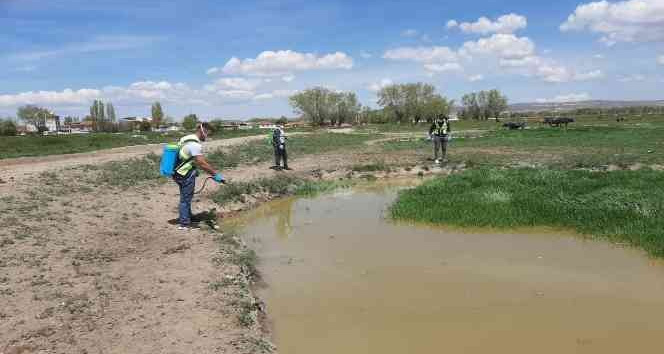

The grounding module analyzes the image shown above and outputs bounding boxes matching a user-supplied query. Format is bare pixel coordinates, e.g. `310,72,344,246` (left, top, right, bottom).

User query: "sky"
2,0,664,120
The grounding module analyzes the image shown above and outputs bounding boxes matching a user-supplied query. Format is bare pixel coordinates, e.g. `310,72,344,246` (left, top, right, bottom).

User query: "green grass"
212,174,354,206
1,132,183,159
391,168,664,257
381,125,664,168
206,132,374,169
1,129,268,160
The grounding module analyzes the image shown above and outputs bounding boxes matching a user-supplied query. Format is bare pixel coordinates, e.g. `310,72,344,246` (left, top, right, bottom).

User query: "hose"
195,176,223,195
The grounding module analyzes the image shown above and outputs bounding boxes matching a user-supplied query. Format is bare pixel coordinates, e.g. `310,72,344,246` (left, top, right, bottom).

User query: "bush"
0,120,17,136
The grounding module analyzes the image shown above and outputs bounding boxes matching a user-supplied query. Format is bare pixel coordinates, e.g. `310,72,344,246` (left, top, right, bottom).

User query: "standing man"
271,124,290,170
174,122,225,230
428,115,452,164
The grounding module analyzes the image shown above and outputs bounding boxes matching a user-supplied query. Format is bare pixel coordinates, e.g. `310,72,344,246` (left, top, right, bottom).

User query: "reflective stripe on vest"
434,121,449,136
175,134,201,176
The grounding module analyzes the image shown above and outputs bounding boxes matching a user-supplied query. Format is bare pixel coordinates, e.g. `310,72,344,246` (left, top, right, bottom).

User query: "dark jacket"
429,120,451,137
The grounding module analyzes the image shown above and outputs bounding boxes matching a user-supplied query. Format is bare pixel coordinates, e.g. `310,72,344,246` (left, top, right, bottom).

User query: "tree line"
288,87,361,126
288,83,507,125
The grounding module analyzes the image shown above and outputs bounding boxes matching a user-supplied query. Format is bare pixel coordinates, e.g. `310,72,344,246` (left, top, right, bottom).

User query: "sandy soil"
0,135,269,184
1,132,425,354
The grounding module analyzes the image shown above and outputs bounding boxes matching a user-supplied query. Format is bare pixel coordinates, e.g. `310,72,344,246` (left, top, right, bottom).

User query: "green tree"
0,119,17,136
106,103,116,123
151,102,164,128
140,120,152,132
276,116,289,125
377,84,407,124
289,87,331,126
17,105,51,134
378,83,450,124
182,114,199,130
89,100,106,131
487,89,508,120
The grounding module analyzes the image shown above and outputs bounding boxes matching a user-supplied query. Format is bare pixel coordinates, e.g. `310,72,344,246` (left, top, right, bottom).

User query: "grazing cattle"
544,117,575,128
503,122,526,130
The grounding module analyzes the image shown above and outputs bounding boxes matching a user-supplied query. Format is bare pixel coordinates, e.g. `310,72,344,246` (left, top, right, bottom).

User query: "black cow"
544,117,575,128
503,122,526,130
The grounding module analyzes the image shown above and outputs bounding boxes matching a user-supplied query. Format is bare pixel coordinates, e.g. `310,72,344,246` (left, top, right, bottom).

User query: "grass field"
206,132,374,169
0,128,267,159
391,168,664,257
381,123,664,168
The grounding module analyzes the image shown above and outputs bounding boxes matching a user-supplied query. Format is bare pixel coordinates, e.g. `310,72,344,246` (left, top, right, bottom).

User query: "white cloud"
423,63,463,73
401,29,419,37
594,54,605,59
360,51,373,59
454,14,528,35
252,89,299,101
468,74,484,82
658,55,664,65
0,88,101,107
499,56,603,83
281,75,295,82
383,46,458,63
204,77,261,92
561,0,664,45
384,34,600,83
206,67,221,75
618,74,646,82
368,78,394,92
220,50,354,76
536,93,591,103
7,35,163,61
574,69,605,81
0,78,294,110
461,34,535,60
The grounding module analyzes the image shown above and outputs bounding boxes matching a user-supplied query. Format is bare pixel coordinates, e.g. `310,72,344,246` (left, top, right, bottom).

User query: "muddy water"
230,185,664,354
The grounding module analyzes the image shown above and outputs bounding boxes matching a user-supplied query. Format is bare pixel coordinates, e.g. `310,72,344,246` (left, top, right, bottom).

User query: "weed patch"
391,168,664,256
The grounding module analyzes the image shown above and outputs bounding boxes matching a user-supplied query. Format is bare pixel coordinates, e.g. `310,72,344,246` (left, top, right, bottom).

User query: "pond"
229,183,664,354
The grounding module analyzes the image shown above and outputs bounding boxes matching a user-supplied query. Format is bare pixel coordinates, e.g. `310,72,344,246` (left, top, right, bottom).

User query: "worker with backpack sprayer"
160,122,225,230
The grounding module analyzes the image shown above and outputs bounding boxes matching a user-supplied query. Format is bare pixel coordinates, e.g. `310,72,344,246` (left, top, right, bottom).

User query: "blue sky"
2,0,664,119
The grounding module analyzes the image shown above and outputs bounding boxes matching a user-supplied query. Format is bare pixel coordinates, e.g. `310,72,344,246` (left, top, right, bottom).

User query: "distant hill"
509,100,664,112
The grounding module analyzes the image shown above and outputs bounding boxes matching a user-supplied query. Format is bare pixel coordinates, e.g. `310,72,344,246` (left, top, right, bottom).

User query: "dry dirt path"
0,135,269,185
0,133,378,354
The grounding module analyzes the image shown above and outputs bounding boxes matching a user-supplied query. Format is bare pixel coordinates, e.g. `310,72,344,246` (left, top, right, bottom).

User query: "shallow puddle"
229,184,664,354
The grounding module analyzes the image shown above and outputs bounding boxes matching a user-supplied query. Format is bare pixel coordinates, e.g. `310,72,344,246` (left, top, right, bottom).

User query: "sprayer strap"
174,138,200,174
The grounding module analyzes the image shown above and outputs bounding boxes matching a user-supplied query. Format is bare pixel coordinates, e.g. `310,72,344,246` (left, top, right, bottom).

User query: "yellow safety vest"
175,134,201,176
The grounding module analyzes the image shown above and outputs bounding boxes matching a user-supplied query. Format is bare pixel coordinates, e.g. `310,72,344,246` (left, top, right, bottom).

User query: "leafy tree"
151,102,164,128
182,114,199,130
17,105,51,134
487,89,508,120
89,100,106,131
377,85,407,124
0,119,17,136
289,87,332,126
106,103,116,124
378,83,451,124
140,120,152,132
461,90,508,120
276,116,289,125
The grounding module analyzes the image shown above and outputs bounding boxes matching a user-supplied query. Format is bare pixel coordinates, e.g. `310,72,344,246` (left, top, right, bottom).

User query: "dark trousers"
274,145,288,168
174,170,197,226
433,135,448,160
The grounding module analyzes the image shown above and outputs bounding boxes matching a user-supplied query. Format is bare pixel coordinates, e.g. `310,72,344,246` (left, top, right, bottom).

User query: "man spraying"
271,124,290,170
428,115,452,164
173,122,225,230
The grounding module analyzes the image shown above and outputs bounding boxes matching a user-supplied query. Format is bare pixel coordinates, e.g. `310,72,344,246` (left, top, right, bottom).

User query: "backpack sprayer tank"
160,144,180,177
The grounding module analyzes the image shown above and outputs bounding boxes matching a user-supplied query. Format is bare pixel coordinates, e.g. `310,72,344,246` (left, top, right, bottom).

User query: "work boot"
283,166,292,170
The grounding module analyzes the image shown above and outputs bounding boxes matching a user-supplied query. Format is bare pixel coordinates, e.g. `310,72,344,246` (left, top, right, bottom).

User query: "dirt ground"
1,133,445,354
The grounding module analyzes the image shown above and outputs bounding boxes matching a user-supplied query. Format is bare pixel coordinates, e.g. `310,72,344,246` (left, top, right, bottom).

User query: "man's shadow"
168,209,218,227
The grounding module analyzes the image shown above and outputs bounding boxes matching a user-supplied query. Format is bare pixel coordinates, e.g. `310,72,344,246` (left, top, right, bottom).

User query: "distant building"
257,121,278,129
